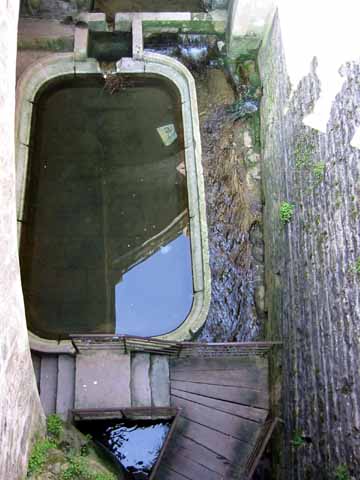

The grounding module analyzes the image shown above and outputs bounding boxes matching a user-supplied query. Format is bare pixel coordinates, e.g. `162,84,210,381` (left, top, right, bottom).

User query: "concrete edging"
16,53,211,352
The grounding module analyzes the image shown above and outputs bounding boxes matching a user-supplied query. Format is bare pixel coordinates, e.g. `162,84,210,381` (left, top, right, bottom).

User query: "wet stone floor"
194,67,265,342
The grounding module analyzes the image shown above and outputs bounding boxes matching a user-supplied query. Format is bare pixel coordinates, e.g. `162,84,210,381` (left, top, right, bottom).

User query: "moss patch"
27,438,57,476
27,418,119,479
279,202,295,224
18,37,74,52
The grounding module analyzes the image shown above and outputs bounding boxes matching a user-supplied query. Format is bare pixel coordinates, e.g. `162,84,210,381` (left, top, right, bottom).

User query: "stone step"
75,350,131,409
56,355,75,420
36,350,170,415
131,353,151,407
40,355,58,415
150,355,170,407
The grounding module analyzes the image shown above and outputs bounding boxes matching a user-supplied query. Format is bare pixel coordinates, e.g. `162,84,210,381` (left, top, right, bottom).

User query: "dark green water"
20,75,193,339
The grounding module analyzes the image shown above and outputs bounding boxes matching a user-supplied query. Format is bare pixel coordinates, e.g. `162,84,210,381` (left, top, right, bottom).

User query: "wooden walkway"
32,339,273,480
158,355,269,480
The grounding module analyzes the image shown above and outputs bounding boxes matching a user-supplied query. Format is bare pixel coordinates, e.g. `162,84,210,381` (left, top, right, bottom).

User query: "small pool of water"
77,419,171,479
20,75,193,339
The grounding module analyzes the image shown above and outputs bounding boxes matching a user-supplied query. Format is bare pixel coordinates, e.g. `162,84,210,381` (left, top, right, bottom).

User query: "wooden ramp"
156,355,270,480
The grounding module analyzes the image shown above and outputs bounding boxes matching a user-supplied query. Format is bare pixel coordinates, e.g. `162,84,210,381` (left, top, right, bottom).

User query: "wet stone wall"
259,13,360,480
194,69,265,342
0,2,45,479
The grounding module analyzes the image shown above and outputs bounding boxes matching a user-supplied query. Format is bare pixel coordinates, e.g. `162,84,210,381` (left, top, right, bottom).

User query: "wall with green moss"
259,11,360,480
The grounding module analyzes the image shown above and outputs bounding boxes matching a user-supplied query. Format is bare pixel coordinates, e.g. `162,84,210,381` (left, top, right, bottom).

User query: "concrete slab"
150,355,170,407
56,355,75,420
131,353,151,407
40,355,58,415
75,351,131,409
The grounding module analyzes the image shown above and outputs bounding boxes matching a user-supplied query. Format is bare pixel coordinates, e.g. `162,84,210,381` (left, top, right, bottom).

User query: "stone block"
131,353,151,407
150,355,170,407
75,351,131,409
74,26,89,62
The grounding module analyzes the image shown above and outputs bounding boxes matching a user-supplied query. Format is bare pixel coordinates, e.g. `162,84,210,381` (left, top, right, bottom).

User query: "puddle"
77,419,171,479
20,75,193,339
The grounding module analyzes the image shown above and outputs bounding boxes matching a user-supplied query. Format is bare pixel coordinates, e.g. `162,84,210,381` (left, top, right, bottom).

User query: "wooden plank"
170,356,267,372
170,368,267,390
175,416,253,464
165,433,236,477
156,464,189,480
171,389,268,423
162,447,222,480
171,381,269,409
245,418,279,478
171,395,260,444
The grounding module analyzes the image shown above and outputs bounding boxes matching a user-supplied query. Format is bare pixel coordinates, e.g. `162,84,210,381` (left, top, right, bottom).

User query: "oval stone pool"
19,74,194,339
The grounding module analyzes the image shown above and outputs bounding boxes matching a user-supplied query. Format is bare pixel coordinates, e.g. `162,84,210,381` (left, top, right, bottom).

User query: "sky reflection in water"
115,234,193,336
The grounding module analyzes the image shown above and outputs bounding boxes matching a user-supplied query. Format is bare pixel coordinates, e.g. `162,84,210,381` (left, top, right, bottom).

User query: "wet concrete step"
39,355,58,415
131,353,151,407
56,355,75,420
131,353,170,407
75,350,131,409
150,354,170,407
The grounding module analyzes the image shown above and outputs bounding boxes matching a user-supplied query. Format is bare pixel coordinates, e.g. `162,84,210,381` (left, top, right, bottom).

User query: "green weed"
279,202,295,224
335,464,351,480
313,162,325,185
351,257,360,276
27,438,57,476
291,431,305,448
61,456,116,480
47,414,63,438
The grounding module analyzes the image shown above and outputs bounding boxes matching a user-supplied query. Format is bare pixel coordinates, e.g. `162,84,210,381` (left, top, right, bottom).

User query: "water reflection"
77,419,171,479
20,75,194,338
115,233,193,336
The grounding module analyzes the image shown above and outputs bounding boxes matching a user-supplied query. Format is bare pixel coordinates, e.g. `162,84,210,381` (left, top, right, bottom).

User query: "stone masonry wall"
259,12,360,480
0,2,45,479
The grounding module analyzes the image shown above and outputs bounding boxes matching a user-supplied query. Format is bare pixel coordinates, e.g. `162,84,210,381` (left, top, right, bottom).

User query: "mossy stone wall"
259,11,360,480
